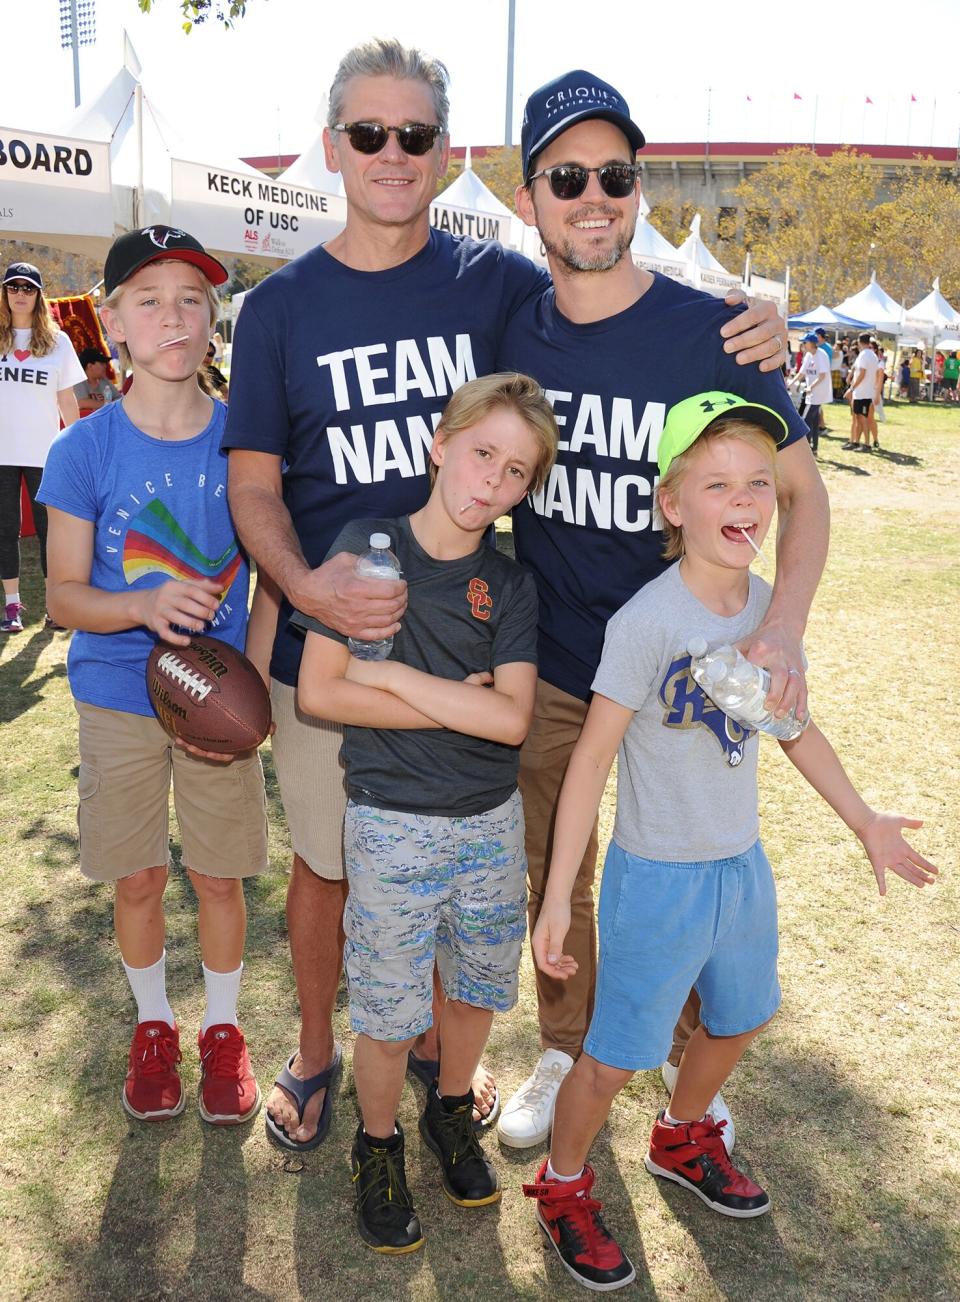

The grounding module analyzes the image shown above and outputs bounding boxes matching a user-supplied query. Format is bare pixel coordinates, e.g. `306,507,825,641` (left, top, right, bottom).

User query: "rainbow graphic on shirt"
122,499,242,596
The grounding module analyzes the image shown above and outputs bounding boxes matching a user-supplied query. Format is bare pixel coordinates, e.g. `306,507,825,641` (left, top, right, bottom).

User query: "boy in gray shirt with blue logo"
523,391,938,1292
293,374,557,1256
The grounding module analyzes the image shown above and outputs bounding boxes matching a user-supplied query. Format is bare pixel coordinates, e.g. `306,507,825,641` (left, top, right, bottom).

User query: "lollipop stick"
739,528,766,564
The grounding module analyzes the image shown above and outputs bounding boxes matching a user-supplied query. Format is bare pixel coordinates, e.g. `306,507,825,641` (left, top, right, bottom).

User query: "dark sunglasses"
5,282,39,294
528,162,640,201
332,121,443,156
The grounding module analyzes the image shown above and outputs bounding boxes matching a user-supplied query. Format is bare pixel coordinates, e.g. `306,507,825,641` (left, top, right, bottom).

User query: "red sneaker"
523,1161,635,1291
198,1024,261,1125
122,1021,185,1121
645,1110,770,1218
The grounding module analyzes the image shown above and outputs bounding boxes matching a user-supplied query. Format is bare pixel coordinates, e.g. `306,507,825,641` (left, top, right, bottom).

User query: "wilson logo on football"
156,651,215,703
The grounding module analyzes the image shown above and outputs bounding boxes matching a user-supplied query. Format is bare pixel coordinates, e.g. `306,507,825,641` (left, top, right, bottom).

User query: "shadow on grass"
0,626,67,724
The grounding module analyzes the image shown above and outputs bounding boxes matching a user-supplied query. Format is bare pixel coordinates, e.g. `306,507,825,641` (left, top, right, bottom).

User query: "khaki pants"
520,677,700,1062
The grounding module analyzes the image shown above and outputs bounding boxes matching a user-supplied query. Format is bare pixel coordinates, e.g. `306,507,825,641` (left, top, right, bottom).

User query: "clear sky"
3,0,959,163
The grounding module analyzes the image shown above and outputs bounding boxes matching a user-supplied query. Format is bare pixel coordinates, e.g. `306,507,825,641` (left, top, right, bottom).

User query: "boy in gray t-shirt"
522,391,938,1293
293,374,557,1257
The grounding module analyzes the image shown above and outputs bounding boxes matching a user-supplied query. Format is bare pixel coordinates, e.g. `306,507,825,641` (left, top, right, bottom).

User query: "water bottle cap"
369,532,391,550
687,636,708,658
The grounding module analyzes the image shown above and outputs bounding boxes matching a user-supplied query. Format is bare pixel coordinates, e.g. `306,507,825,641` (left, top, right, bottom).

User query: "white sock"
546,1159,584,1183
123,950,175,1026
664,1107,705,1127
201,961,242,1032
6,590,20,607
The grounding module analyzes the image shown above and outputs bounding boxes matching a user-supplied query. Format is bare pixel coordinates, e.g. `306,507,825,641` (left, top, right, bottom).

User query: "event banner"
632,251,691,281
0,127,113,238
170,159,347,260
429,201,506,244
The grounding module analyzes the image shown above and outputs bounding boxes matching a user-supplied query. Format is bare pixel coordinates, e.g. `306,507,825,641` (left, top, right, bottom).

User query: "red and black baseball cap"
104,226,228,296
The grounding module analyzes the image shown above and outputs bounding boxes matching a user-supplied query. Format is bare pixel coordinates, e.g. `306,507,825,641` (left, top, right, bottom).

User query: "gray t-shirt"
292,515,539,817
591,562,773,862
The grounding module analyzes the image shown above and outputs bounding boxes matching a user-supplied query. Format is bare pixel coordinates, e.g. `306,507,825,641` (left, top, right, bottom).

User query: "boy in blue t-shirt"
523,391,939,1292
38,227,270,1128
293,373,557,1255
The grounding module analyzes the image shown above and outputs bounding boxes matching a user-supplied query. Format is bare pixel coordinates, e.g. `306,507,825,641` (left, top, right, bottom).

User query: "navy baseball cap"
521,70,645,182
801,332,820,343
3,262,43,291
104,226,228,296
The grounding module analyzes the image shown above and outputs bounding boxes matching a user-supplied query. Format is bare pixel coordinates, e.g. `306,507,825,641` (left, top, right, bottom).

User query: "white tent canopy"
833,272,903,335
675,213,740,296
631,216,690,279
431,150,521,247
903,277,960,335
279,121,345,198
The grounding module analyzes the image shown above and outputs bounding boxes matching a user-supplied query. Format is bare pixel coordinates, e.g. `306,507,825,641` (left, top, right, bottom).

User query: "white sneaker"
497,1049,574,1148
660,1060,736,1155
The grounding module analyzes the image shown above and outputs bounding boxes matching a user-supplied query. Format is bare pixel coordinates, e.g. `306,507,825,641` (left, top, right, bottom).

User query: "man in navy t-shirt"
221,40,791,1158
492,72,830,1168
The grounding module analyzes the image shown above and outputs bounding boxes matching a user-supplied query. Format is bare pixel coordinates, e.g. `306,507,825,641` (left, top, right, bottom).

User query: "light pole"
59,0,97,108
504,0,516,147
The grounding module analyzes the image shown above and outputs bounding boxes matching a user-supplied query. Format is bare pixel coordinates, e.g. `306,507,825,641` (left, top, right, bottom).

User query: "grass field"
0,401,957,1301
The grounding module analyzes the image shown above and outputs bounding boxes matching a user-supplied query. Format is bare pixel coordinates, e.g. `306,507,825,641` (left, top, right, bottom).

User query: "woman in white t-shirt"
0,262,83,632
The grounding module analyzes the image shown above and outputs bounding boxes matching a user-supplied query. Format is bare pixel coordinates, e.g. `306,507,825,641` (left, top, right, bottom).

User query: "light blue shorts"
343,792,527,1041
584,839,781,1071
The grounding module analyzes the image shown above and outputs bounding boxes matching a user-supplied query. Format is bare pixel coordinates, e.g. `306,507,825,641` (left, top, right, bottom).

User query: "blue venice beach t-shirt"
497,274,808,700
38,400,249,716
221,230,548,686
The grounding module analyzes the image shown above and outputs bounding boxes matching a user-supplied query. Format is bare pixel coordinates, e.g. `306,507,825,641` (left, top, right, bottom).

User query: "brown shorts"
76,702,269,883
270,679,347,880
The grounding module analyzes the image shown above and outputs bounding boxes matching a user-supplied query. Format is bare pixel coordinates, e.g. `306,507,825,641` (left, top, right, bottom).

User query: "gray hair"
327,37,450,133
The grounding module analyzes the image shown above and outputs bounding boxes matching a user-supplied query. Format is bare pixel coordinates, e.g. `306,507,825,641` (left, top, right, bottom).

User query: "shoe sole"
644,1157,770,1218
199,1082,262,1125
121,1085,187,1122
496,1118,551,1149
419,1122,502,1207
535,1208,636,1292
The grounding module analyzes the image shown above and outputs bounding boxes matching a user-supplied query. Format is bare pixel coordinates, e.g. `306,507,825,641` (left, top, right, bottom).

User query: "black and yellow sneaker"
351,1122,424,1253
419,1083,501,1207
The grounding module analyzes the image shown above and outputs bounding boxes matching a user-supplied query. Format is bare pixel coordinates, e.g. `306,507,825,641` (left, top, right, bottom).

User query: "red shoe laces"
525,1177,622,1269
202,1030,243,1078
136,1030,180,1075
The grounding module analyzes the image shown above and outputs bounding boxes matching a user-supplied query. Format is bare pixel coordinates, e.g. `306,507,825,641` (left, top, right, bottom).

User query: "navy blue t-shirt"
497,273,808,701
222,230,548,686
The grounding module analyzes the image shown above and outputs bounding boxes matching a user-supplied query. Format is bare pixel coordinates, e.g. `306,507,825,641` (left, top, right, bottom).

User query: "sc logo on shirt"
467,578,493,621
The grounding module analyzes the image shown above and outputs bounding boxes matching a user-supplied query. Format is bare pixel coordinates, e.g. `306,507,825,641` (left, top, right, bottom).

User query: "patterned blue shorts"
343,791,527,1041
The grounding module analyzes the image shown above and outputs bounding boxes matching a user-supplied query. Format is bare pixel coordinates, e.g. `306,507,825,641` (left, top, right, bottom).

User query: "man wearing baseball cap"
788,332,832,454
494,69,829,1157
220,39,788,1190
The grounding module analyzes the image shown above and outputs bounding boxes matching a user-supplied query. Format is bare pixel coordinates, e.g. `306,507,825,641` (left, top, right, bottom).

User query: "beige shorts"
76,702,269,883
270,679,347,880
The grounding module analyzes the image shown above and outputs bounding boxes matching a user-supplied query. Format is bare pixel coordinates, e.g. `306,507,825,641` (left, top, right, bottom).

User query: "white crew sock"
123,950,175,1026
664,1107,705,1127
201,961,242,1033
546,1159,584,1183
5,590,20,607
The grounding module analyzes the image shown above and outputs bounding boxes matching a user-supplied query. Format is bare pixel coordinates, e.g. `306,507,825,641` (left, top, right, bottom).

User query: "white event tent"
431,149,522,248
833,273,903,336
631,215,690,280
903,278,960,396
675,214,740,296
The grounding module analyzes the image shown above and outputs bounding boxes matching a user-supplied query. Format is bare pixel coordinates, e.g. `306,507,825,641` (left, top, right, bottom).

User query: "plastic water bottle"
687,638,808,741
347,533,402,661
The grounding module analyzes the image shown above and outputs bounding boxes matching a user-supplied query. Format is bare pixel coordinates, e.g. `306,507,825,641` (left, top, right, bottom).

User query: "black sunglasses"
5,282,39,294
528,162,640,201
332,121,443,157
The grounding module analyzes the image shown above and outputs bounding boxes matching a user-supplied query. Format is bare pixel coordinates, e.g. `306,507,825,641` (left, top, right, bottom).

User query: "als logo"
659,652,753,767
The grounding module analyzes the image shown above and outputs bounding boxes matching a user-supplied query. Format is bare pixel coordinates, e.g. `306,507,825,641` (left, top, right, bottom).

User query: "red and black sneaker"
198,1023,261,1124
122,1020,185,1121
645,1110,770,1218
523,1160,635,1292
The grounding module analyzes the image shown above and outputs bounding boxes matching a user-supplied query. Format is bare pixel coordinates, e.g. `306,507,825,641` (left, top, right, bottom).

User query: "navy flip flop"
265,1044,342,1151
406,1050,500,1132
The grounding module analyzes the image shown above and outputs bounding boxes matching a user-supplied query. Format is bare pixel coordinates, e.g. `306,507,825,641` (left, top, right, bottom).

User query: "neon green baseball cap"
658,391,789,477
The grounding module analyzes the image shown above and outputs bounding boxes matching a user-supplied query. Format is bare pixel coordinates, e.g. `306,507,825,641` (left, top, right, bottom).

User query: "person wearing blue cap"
788,333,832,453
495,69,830,1155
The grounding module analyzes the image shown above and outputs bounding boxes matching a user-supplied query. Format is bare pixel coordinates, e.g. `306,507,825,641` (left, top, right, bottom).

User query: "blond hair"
0,283,59,358
430,373,558,494
100,261,219,374
658,418,779,562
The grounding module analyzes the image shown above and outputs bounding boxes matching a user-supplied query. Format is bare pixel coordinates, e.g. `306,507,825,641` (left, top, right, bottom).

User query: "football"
146,635,271,754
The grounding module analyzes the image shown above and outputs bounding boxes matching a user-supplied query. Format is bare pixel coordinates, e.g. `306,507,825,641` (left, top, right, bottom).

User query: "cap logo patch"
143,226,187,250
